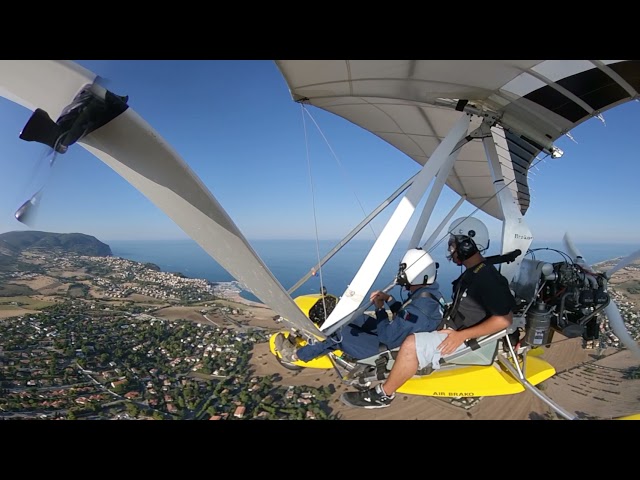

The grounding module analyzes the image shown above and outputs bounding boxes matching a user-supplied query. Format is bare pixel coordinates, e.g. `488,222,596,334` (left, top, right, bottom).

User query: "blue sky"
0,60,638,246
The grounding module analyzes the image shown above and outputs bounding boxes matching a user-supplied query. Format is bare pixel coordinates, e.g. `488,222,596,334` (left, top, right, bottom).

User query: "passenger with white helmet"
275,248,445,364
341,216,516,409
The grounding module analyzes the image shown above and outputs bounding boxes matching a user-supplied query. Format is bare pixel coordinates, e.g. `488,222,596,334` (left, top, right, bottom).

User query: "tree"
126,402,139,417
152,411,164,420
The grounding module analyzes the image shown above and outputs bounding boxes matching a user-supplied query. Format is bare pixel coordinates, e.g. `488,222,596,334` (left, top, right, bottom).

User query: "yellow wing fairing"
615,413,640,420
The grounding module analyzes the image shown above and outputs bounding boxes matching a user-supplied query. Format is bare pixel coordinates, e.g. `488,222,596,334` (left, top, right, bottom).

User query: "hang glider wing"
276,60,640,220
0,60,324,340
0,60,97,119
79,110,325,339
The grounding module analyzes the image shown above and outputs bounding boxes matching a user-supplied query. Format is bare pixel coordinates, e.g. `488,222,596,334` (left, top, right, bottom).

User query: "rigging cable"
300,103,330,324
300,103,388,325
301,105,378,241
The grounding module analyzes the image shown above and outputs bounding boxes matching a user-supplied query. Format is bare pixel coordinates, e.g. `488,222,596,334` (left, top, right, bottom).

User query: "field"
0,296,56,309
0,295,57,319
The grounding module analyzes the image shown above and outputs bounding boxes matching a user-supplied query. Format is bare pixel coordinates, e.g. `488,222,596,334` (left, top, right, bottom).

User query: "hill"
0,231,112,257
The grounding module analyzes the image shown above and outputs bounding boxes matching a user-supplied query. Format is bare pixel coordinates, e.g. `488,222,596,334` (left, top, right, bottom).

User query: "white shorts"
413,331,466,371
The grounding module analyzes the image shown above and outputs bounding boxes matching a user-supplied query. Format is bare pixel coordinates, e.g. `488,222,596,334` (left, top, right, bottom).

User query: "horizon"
0,61,639,248
3,228,640,248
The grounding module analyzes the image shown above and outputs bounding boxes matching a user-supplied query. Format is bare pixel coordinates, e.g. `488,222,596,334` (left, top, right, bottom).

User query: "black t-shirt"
449,261,515,330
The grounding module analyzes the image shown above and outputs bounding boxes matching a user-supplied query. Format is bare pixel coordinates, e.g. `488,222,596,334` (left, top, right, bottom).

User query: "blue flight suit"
296,282,445,362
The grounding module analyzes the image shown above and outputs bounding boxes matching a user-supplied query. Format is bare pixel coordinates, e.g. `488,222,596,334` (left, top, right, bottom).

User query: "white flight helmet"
396,248,438,287
447,217,490,261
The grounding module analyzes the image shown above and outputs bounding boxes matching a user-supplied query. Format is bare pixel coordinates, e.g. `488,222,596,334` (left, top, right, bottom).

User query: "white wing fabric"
277,60,640,220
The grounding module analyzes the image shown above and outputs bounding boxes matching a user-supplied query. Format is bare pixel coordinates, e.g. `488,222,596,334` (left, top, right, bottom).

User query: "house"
234,405,246,418
111,379,128,389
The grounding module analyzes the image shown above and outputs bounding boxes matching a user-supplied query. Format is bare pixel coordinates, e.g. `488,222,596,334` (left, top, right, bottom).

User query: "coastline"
212,280,268,308
227,291,268,308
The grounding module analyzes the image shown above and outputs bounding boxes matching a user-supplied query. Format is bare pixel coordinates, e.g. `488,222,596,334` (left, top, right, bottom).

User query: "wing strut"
287,172,418,295
408,141,463,248
421,195,466,250
320,113,472,336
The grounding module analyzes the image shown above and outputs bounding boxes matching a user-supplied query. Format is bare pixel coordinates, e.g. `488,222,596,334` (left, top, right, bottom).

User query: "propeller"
15,189,43,226
14,75,126,227
562,233,640,358
14,142,64,227
605,248,640,278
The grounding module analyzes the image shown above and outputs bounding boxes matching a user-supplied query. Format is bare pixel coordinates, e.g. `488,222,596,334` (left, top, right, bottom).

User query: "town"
0,250,638,420
0,251,337,420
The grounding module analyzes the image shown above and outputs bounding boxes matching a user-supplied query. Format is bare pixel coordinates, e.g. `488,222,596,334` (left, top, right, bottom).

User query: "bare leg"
382,334,418,396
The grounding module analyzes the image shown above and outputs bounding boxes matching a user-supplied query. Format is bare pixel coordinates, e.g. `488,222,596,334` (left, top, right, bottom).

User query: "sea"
108,238,638,305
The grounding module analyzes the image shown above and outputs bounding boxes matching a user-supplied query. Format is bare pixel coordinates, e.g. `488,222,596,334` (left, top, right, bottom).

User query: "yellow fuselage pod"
614,413,640,420
397,355,556,397
269,331,338,368
269,335,557,397
273,294,557,397
292,293,339,330
293,294,326,316
271,294,342,369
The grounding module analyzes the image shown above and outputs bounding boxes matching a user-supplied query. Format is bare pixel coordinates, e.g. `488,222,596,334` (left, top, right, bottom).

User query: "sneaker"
340,383,395,409
274,332,298,363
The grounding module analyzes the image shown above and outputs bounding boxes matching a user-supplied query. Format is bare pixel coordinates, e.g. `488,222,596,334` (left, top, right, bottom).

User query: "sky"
0,60,639,247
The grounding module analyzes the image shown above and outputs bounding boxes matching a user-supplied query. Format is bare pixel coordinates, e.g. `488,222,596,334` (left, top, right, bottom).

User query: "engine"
512,257,610,348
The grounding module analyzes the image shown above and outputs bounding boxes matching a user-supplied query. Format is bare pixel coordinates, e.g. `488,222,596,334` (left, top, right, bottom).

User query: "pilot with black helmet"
341,216,516,409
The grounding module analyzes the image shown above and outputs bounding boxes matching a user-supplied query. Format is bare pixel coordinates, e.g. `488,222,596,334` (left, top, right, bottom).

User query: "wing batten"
525,68,596,117
607,60,640,94
593,60,638,98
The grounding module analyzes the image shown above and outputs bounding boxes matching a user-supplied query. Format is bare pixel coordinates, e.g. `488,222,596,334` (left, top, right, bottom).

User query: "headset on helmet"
396,248,438,287
447,217,490,262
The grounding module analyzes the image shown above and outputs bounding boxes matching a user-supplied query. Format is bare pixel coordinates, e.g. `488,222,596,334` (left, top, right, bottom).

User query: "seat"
345,329,511,386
